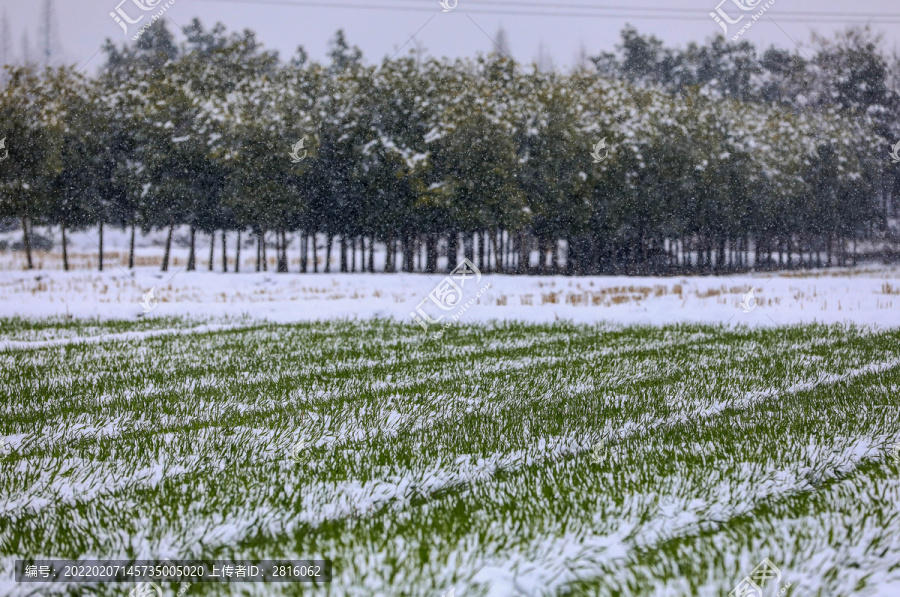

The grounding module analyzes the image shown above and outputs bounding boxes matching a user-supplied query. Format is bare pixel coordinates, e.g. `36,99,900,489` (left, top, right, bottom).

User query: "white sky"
4,0,900,72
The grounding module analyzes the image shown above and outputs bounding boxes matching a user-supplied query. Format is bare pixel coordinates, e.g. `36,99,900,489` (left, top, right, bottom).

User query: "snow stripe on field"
593,356,900,446
0,323,258,351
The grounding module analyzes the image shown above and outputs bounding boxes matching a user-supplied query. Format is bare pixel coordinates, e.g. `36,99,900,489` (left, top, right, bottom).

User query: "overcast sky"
4,0,900,72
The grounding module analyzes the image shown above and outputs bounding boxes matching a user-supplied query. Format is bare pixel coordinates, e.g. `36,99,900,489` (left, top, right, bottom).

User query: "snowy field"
2,320,900,596
0,227,898,328
3,263,900,330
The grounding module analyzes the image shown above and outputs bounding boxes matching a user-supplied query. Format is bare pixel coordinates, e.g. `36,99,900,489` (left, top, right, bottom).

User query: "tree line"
1,21,898,275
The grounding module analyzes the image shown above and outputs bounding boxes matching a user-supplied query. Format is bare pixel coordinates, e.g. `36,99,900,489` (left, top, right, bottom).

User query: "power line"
339,0,900,20
192,0,900,24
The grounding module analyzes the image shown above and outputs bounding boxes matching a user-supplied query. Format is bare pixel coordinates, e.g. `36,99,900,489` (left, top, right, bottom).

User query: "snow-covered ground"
1,260,897,328
1,227,898,327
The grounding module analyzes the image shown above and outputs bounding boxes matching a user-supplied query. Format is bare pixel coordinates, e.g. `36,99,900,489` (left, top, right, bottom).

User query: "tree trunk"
256,231,261,272
325,234,333,273
277,229,288,273
222,230,229,273
187,226,196,271
551,239,560,274
415,235,422,272
490,230,501,274
350,236,357,272
98,221,104,272
403,233,415,273
20,217,33,270
208,230,215,271
235,230,241,273
261,228,268,271
368,235,375,273
274,231,280,272
400,235,409,272
312,233,319,273
717,237,725,274
61,224,69,271
129,222,135,269
447,230,459,272
273,229,280,272
512,231,520,273
340,235,348,272
517,231,527,274
477,231,485,271
425,232,438,273
385,234,395,273
684,236,691,270
161,221,174,272
565,235,574,276
537,236,546,274
300,231,308,273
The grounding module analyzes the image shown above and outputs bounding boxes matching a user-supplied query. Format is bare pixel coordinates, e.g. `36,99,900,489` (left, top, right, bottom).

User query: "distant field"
2,319,900,596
